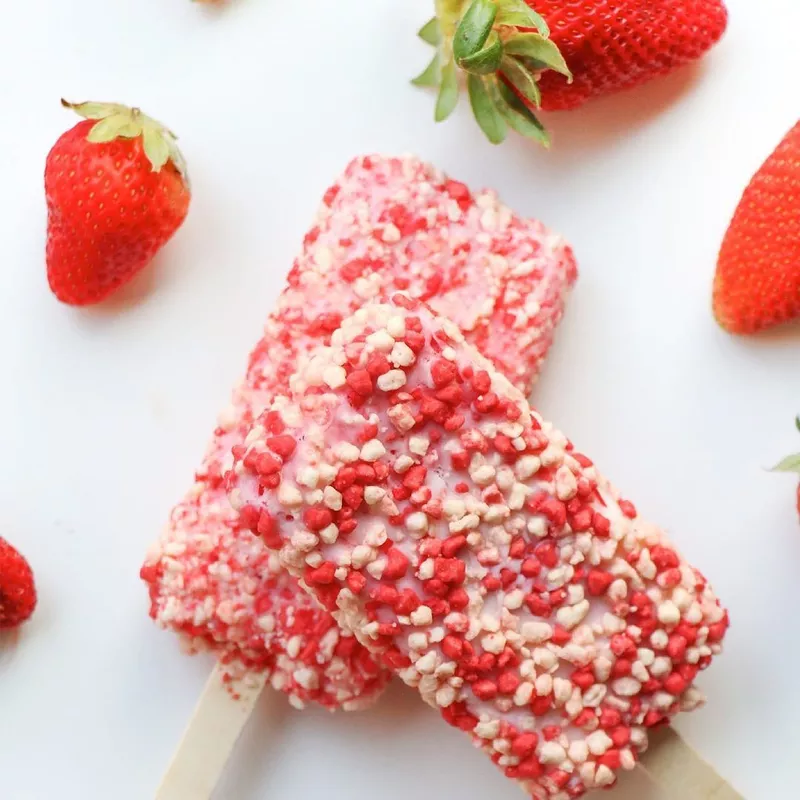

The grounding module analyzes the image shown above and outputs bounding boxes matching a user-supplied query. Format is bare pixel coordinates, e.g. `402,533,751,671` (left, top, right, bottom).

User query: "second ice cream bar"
229,297,729,799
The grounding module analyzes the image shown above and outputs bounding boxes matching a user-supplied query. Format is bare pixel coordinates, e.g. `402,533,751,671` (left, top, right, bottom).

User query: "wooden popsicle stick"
642,725,745,799
155,662,269,800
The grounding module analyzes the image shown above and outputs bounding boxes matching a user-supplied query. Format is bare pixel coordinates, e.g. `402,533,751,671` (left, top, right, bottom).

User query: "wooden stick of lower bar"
155,662,268,800
642,726,745,799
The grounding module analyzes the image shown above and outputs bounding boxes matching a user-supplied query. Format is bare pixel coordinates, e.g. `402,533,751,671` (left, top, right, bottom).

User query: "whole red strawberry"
414,0,727,144
45,100,191,306
0,538,37,630
772,417,800,522
713,122,800,334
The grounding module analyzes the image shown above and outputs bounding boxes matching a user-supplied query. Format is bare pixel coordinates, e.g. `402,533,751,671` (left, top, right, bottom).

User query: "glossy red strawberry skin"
45,120,190,306
531,0,728,111
713,123,800,334
0,538,36,630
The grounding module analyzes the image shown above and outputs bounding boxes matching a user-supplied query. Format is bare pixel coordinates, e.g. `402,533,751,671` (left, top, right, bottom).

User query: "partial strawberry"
0,538,37,630
713,122,800,335
772,417,800,521
45,100,191,306
415,0,728,145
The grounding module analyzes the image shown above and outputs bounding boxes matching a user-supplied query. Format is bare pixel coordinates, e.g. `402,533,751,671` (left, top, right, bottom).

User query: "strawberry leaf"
142,125,171,172
412,54,441,87
494,80,550,147
500,55,542,108
771,454,800,474
458,32,503,74
418,17,442,46
87,114,138,143
504,32,572,79
61,99,128,121
116,119,145,139
435,58,460,122
453,0,497,63
517,55,552,73
416,0,563,148
467,74,507,145
495,0,549,36
166,138,190,186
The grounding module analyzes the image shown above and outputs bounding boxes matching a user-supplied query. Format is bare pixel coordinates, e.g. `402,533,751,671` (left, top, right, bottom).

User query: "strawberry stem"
434,0,465,40
415,0,571,146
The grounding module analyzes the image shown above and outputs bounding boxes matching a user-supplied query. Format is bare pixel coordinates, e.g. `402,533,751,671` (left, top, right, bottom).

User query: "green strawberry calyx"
61,99,189,185
771,416,800,475
413,0,572,147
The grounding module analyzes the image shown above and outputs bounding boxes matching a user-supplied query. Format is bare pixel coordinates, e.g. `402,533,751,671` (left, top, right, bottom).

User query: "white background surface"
1,0,798,798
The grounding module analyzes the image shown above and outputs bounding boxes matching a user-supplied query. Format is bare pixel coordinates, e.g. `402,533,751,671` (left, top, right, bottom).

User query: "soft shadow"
587,766,666,800
360,677,430,724
0,629,21,667
500,62,709,169
213,685,291,799
194,0,238,16
731,317,800,345
77,234,194,315
81,257,164,314
706,317,800,368
547,63,705,153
